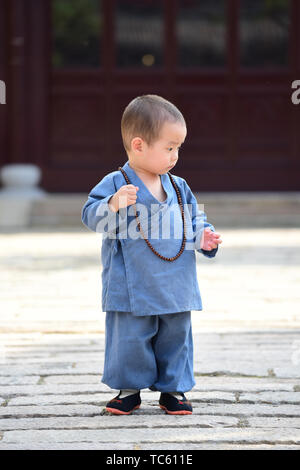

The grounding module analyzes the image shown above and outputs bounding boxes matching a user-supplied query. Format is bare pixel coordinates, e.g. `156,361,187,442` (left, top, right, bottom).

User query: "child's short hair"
121,94,186,152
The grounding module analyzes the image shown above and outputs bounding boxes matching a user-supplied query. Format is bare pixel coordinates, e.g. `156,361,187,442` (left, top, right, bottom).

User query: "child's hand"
108,185,139,212
200,228,222,250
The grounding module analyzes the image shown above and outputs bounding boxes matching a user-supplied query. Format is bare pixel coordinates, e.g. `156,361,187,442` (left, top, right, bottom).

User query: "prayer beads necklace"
118,166,186,262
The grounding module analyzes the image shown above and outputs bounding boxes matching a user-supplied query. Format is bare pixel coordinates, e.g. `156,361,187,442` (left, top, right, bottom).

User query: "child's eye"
167,147,182,151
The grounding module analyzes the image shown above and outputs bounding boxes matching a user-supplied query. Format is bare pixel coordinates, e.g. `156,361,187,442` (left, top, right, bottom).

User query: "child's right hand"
108,184,139,212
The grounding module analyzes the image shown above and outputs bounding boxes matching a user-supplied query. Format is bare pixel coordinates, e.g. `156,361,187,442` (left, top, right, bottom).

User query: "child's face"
130,121,187,176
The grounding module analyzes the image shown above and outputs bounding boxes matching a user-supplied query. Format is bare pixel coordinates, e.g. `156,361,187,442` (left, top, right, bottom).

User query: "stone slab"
0,442,300,450
3,427,300,444
1,403,300,418
0,414,238,431
2,378,299,397
2,415,300,432
7,391,234,407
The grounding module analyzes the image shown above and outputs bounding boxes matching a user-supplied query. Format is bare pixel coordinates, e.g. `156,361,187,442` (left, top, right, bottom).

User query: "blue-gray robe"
81,160,218,316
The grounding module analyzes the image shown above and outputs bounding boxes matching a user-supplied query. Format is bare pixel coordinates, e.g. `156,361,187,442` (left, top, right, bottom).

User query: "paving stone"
193,378,300,392
3,427,300,444
6,393,125,407
1,228,300,449
0,442,135,450
40,374,300,391
2,415,300,432
0,334,104,346
193,333,300,345
194,361,300,378
0,442,300,450
0,376,40,386
0,363,105,376
4,347,104,356
1,229,300,334
142,443,300,450
239,392,300,404
0,383,109,397
8,391,237,407
136,443,300,450
196,403,300,417
246,417,300,428
2,379,299,398
43,375,102,384
0,404,102,418
1,403,300,419
0,322,105,335
0,414,238,431
2,354,104,365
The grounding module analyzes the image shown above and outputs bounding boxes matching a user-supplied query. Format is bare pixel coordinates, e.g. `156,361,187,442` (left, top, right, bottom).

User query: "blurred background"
1,0,300,228
0,0,299,193
0,1,300,333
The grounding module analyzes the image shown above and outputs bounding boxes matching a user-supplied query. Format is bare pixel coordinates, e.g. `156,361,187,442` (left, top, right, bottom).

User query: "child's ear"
131,137,143,153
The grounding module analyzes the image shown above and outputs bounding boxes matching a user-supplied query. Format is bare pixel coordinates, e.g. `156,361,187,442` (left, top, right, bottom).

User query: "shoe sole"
105,405,140,415
159,404,192,415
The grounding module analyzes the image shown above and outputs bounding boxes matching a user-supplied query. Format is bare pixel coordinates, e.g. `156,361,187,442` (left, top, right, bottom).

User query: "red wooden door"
0,0,50,175
0,0,8,164
1,0,300,192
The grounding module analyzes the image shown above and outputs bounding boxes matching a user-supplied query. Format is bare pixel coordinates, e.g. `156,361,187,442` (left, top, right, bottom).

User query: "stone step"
5,391,300,407
1,403,300,418
2,427,300,445
0,360,299,378
0,415,238,431
1,415,300,432
27,192,300,228
0,442,299,450
1,378,299,396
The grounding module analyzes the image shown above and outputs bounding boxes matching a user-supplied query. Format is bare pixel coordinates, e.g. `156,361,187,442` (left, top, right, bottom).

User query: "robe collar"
120,160,174,209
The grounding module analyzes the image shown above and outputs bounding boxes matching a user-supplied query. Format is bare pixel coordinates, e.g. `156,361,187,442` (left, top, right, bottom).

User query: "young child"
81,94,222,415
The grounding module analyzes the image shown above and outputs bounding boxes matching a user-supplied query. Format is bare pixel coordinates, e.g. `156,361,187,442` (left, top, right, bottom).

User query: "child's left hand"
200,228,222,250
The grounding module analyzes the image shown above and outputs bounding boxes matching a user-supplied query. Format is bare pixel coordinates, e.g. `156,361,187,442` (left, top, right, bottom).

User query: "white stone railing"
0,164,46,228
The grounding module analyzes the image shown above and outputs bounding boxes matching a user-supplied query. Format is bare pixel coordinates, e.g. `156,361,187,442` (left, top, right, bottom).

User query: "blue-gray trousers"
101,310,195,393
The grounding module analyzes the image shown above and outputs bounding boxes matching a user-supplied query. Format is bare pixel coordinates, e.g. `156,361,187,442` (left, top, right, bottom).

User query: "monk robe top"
81,160,218,316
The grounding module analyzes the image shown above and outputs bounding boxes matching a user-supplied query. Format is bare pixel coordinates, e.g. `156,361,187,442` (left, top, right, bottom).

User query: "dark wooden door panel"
2,0,300,193
0,0,7,168
47,70,300,192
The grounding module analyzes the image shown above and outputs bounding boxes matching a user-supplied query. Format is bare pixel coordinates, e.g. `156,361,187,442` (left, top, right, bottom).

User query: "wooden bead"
118,167,186,262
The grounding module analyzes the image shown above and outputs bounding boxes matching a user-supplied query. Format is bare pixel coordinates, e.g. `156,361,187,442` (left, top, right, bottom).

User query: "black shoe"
159,392,193,415
105,391,141,415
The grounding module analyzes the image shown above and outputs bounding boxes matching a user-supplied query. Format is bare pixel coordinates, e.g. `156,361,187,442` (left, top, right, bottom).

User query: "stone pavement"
0,227,300,450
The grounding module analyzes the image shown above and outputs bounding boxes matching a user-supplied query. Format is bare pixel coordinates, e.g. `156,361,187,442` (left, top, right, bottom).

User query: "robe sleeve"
182,178,219,258
81,172,126,235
